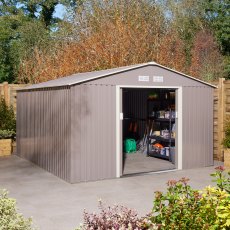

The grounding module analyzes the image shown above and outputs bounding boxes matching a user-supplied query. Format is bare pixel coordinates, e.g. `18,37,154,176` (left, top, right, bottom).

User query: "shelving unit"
146,91,175,162
146,119,175,160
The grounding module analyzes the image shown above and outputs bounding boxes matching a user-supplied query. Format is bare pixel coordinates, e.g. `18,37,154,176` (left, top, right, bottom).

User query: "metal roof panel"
21,62,216,90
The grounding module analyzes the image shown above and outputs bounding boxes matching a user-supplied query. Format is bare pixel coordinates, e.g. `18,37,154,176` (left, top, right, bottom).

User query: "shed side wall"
182,86,213,168
17,87,71,182
70,84,116,183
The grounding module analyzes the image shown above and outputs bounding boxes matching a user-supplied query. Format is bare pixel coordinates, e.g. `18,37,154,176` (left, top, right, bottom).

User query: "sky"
54,4,67,19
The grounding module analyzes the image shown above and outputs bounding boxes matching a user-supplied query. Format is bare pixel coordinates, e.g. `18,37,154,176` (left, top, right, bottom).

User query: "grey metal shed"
17,62,215,183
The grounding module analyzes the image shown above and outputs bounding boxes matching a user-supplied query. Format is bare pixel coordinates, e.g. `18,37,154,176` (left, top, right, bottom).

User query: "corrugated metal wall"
17,65,214,183
70,84,116,183
17,87,71,182
182,86,213,168
123,89,149,139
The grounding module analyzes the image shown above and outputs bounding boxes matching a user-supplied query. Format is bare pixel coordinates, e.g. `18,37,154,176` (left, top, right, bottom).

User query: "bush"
223,116,230,148
0,97,16,132
211,166,230,193
77,168,230,230
0,189,34,230
77,200,157,230
148,172,230,229
0,129,16,139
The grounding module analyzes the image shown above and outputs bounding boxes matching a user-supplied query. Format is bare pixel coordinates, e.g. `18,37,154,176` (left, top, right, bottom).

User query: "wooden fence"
1,79,230,161
0,82,28,113
213,78,230,161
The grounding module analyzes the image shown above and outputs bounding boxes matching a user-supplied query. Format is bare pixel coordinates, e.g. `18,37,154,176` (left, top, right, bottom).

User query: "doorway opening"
122,88,177,175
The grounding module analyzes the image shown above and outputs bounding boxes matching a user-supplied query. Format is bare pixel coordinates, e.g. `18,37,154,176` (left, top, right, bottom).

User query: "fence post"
217,78,225,161
3,82,9,106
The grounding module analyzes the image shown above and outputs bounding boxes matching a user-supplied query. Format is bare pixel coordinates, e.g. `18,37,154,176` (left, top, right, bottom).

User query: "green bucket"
124,139,136,153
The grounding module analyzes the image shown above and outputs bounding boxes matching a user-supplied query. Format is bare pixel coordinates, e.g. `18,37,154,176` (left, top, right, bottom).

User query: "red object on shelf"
153,143,163,149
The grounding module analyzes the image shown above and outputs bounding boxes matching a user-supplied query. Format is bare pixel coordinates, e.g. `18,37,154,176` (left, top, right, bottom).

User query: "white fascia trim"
118,85,181,89
177,87,183,169
116,86,121,177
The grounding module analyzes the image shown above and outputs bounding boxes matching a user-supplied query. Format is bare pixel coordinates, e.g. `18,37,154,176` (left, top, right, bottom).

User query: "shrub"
0,189,34,230
77,168,230,230
0,129,16,139
223,116,230,148
199,186,230,229
0,97,16,132
149,178,204,229
211,166,230,193
77,200,157,230
148,175,230,229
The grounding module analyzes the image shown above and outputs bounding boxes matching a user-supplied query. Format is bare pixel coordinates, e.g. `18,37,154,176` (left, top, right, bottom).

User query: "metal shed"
17,62,215,183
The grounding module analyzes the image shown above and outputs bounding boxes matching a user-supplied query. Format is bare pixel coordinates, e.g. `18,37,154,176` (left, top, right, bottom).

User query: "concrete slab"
0,155,223,230
123,152,175,174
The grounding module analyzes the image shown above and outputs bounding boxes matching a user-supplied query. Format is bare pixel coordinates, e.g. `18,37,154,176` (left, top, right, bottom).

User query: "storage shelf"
146,92,175,161
147,117,175,122
154,118,175,122
148,135,175,143
147,150,170,160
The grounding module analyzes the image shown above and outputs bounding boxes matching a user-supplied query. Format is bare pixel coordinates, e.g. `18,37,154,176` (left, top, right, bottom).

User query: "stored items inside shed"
122,88,176,175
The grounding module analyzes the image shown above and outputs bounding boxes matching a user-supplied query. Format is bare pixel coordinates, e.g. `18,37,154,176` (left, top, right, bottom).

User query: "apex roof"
22,62,216,90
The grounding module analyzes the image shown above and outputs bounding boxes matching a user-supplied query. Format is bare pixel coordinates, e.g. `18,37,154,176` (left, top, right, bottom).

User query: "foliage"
190,29,224,81
199,186,230,229
148,176,230,230
77,200,158,230
0,10,23,82
79,201,144,229
163,0,206,71
18,0,189,83
77,167,230,229
203,0,230,56
202,0,230,78
0,129,16,139
0,97,16,132
0,0,228,82
0,189,34,230
223,116,230,148
150,178,204,229
211,166,230,193
0,0,76,83
16,0,228,83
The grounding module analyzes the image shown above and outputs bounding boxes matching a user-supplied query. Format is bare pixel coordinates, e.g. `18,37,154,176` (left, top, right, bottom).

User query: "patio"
0,155,223,230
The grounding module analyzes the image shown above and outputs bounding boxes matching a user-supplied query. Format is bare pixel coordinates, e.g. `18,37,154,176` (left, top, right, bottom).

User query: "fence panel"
213,78,230,161
0,82,28,113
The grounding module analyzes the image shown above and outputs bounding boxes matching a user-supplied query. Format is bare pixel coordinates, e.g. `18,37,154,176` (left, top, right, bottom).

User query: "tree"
190,29,224,81
1,0,228,83
202,0,230,78
203,0,230,55
18,0,186,83
0,0,76,83
163,0,206,71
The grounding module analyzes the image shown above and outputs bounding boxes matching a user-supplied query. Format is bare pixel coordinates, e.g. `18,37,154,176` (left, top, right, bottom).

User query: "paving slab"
0,155,223,230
